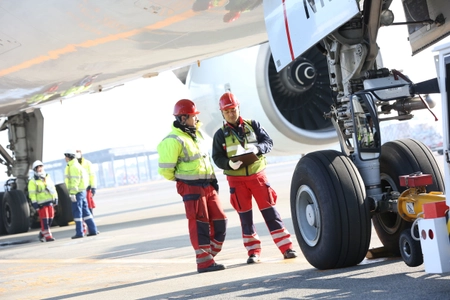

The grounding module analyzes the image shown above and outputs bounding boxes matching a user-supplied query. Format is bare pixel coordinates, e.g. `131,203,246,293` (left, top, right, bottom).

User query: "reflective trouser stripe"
38,206,54,238
228,171,293,255
243,233,262,255
179,182,227,269
210,219,227,257
272,228,293,252
71,192,98,236
262,207,293,254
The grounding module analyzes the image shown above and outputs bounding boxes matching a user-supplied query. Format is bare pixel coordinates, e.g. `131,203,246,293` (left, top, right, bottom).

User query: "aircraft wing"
0,0,267,117
2,0,449,120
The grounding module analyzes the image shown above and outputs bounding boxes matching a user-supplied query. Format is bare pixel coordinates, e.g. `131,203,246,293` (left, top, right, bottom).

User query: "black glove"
86,185,91,191
211,179,219,192
91,188,96,196
32,202,39,211
53,198,58,206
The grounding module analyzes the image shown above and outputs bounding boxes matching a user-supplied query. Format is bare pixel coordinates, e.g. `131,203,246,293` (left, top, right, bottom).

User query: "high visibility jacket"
157,124,216,182
28,174,57,206
79,158,96,188
222,119,266,176
65,159,86,195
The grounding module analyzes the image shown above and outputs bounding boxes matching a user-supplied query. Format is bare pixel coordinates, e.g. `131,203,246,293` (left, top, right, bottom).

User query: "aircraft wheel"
2,190,30,234
374,139,444,255
291,150,371,270
399,228,423,267
54,183,73,227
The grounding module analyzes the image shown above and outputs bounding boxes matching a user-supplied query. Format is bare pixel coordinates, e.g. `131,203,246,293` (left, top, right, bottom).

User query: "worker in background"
212,92,297,264
223,0,262,23
64,149,99,239
28,160,58,242
76,150,97,215
157,99,227,273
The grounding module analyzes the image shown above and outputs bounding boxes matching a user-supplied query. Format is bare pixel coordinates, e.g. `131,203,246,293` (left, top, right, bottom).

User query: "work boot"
46,237,55,242
87,231,100,237
71,235,83,239
38,232,45,242
283,249,298,259
247,254,260,264
197,263,225,273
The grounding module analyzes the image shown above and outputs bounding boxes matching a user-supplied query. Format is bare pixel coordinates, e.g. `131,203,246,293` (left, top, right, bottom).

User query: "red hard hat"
219,92,239,110
173,99,200,116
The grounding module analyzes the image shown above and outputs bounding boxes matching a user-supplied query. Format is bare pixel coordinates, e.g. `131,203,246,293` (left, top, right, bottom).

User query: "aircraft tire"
0,192,6,235
290,150,371,270
374,138,444,255
54,183,73,227
2,190,30,234
399,228,423,267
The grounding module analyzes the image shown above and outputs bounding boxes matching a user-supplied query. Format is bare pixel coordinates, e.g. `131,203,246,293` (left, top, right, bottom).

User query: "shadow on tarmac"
40,258,450,300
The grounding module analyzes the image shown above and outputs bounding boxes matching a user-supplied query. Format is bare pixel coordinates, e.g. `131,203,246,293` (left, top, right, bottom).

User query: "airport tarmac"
0,158,449,299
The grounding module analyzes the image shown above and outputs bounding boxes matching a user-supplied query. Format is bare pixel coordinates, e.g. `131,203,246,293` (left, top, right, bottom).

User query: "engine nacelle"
186,42,338,156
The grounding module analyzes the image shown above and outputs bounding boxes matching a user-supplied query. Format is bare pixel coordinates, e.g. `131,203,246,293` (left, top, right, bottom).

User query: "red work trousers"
227,170,293,256
86,189,96,210
176,181,227,270
38,205,54,241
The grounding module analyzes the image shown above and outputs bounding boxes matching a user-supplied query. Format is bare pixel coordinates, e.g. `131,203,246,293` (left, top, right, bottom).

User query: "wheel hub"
306,204,316,226
296,185,321,247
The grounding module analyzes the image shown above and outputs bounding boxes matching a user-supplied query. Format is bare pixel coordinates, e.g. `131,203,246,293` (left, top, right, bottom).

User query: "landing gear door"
263,0,360,72
434,42,450,207
404,0,450,55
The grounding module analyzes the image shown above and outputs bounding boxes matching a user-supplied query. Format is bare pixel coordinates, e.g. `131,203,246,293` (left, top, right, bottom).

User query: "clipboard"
230,152,259,167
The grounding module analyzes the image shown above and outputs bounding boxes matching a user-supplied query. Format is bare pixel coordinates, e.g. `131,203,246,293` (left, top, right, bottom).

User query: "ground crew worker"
64,149,99,239
76,150,97,215
28,160,58,242
223,0,262,22
212,92,297,264
157,99,227,273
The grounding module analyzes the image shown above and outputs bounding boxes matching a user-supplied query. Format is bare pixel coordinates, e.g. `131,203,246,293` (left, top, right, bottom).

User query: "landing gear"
374,139,444,255
291,150,371,270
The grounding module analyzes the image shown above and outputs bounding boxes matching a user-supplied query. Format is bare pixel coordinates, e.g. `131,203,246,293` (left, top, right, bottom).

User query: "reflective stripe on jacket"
28,174,57,205
223,119,266,176
157,124,216,181
65,159,86,195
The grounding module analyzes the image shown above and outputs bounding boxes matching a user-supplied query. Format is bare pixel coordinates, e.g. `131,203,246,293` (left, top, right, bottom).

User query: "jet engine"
186,42,338,156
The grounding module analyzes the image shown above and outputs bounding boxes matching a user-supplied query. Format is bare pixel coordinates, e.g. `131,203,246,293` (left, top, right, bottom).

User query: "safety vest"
65,159,86,195
223,119,266,176
28,174,57,205
80,158,96,188
158,125,216,181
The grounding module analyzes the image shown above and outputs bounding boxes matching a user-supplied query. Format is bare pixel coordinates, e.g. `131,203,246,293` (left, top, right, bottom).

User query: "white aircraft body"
1,0,450,272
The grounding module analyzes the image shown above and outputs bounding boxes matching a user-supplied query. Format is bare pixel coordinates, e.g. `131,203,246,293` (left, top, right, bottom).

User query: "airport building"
43,146,160,188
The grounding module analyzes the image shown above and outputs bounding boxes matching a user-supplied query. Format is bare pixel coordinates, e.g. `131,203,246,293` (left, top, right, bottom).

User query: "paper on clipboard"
230,152,258,166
